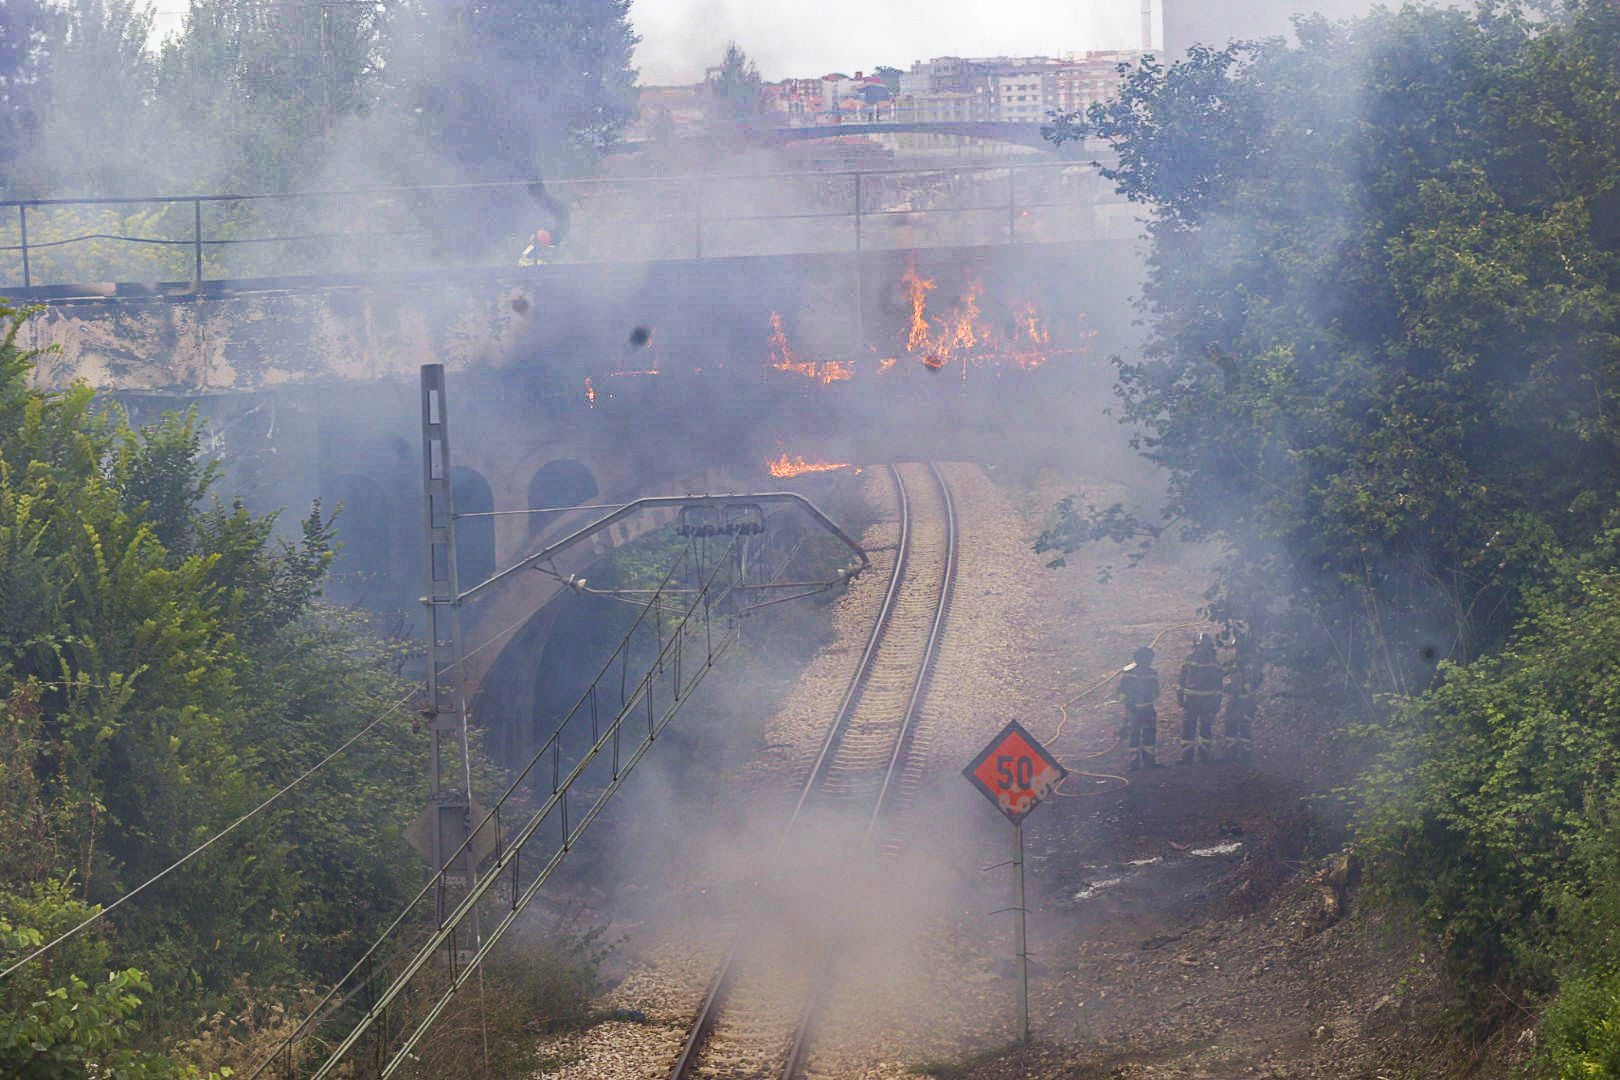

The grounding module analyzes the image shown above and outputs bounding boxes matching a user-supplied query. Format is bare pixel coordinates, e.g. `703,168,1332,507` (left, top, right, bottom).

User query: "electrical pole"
419,363,474,920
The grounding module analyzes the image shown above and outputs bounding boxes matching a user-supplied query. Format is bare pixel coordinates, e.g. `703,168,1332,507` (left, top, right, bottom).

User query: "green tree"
1058,0,1620,1060
0,0,59,185
154,0,385,191
23,0,156,195
0,301,425,1059
1064,1,1620,698
706,42,764,125
390,0,638,177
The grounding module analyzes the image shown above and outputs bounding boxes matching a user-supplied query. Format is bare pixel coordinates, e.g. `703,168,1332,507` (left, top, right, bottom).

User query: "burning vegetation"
769,312,855,384
900,264,1072,375
766,453,854,479
572,265,1084,411
763,264,1085,385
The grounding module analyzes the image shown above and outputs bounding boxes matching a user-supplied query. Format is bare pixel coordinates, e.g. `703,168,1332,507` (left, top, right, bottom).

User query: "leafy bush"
0,299,425,1065
1358,576,1620,986
1538,966,1620,1079
1,894,209,1079
0,965,200,1080
1356,575,1620,1064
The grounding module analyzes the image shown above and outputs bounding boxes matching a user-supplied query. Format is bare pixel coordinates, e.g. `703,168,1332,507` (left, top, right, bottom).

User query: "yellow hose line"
1054,769,1132,797
1047,621,1214,797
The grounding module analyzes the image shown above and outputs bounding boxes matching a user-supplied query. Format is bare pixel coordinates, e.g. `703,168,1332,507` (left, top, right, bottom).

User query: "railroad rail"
669,460,959,1080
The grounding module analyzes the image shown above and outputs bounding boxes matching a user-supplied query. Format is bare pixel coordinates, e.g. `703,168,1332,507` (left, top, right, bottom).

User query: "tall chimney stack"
1141,0,1154,51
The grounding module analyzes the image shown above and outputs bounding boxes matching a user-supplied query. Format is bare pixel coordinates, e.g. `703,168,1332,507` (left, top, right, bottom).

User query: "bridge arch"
452,466,496,587
466,464,758,763
329,467,417,614
527,458,599,512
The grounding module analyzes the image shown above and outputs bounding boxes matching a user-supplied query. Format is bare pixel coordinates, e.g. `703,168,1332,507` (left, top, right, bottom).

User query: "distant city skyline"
627,0,1158,85
147,0,1385,90
146,1,1158,83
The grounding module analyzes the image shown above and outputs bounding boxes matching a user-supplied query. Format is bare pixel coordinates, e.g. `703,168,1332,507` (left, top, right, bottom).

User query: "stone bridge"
17,224,1144,761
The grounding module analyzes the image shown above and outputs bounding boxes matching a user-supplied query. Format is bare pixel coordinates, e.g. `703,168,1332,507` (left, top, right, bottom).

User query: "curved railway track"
669,461,959,1080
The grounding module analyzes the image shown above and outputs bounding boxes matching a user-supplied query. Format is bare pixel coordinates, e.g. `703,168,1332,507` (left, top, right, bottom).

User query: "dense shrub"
0,301,423,1071
1539,965,1620,1078
1358,577,1620,996
1049,0,1620,1061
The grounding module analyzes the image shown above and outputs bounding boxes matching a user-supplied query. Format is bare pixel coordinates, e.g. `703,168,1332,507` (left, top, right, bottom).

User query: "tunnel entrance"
452,466,495,587
474,579,635,768
528,458,599,510
328,467,417,617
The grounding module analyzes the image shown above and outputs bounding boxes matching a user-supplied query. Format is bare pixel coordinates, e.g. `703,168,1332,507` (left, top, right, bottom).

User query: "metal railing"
251,539,744,1080
0,159,1119,293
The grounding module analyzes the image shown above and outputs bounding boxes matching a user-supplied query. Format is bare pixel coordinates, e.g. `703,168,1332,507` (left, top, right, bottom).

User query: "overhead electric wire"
0,604,536,982
269,541,742,1080
0,686,416,981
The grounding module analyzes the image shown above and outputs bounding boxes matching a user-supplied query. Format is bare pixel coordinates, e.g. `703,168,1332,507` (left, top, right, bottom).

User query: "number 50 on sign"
963,720,1068,826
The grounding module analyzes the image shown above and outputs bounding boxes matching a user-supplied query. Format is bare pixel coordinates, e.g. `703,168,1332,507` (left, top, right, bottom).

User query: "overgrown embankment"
0,302,446,1076
1036,2,1620,1071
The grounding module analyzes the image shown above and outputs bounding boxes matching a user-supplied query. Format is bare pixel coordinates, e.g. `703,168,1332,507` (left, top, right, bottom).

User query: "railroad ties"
670,461,959,1080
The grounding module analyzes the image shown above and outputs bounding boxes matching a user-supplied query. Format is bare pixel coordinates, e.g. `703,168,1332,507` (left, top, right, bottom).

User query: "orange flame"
1010,301,1051,369
584,377,596,407
898,263,1062,375
770,311,805,371
949,281,983,353
903,267,990,374
757,271,1069,384
902,265,936,354
767,453,853,478
769,312,856,383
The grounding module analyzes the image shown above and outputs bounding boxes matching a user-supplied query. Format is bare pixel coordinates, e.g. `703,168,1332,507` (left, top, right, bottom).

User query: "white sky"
147,1,1157,85
629,0,1154,84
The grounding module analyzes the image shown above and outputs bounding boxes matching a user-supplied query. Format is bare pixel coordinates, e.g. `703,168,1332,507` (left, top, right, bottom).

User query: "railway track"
669,461,959,1080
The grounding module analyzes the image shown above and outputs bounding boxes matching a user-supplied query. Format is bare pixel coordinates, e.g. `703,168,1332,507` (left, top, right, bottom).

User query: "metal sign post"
964,719,1067,1044
1009,821,1030,1041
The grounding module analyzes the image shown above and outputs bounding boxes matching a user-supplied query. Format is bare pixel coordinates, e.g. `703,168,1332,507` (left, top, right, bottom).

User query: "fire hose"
1047,621,1213,797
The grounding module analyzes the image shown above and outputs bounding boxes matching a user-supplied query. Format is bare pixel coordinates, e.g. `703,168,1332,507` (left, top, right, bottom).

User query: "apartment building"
891,89,991,123
1044,51,1138,115
991,69,1050,122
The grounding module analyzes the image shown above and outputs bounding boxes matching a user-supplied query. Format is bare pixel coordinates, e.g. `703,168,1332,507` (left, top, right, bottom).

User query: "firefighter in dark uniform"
1223,648,1260,763
1119,645,1161,771
1177,634,1224,763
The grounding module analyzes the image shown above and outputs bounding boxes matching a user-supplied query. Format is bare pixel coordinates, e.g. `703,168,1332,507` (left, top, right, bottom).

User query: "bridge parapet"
0,160,1127,298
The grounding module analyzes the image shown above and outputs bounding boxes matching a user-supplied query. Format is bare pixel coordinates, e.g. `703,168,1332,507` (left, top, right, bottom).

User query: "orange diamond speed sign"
963,720,1067,825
